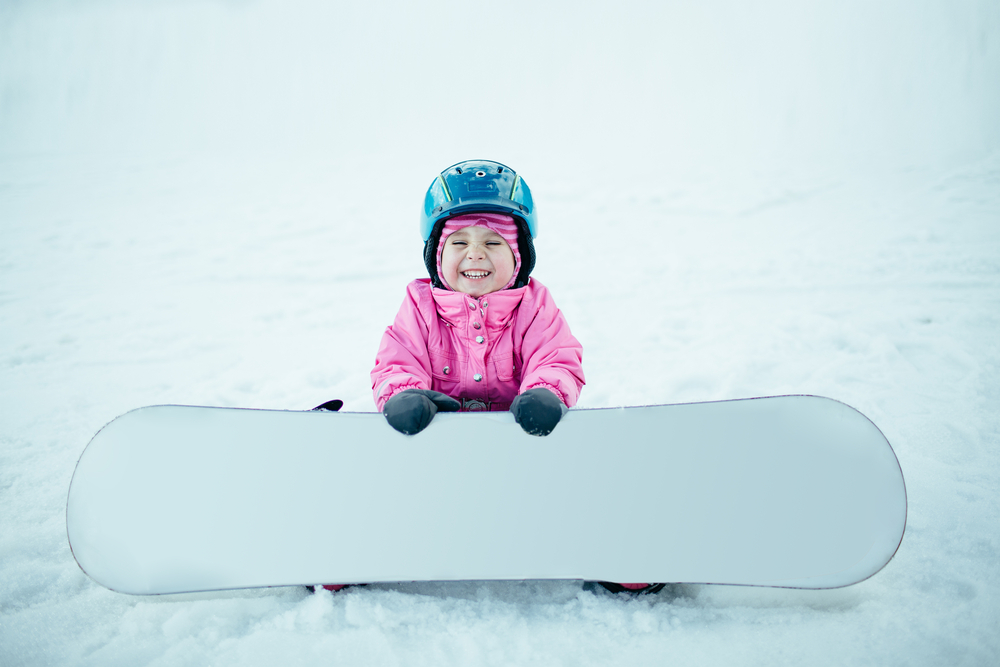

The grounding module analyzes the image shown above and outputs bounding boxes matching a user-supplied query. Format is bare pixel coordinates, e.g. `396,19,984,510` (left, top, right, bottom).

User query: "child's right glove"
383,389,461,435
510,388,568,436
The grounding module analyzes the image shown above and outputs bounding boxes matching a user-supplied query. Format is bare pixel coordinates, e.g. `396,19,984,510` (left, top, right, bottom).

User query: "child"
371,159,585,436
345,160,658,596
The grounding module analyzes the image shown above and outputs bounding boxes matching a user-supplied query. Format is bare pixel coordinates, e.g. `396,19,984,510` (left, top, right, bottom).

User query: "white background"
2,1,998,664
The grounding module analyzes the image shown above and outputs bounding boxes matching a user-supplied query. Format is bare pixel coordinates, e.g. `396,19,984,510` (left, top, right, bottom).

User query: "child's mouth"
462,271,491,280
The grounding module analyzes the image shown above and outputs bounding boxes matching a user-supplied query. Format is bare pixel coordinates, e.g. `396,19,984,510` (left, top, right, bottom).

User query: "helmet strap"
423,220,447,289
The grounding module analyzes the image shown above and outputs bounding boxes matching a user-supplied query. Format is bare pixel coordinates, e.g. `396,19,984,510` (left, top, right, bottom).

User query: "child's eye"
450,240,467,246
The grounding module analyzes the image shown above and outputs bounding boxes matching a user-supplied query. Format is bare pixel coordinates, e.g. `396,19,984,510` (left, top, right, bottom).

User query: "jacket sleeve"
517,285,585,407
371,283,434,411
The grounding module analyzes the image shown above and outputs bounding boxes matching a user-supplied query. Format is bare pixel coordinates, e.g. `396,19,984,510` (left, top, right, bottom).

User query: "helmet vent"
475,170,486,177
497,167,504,173
455,167,462,174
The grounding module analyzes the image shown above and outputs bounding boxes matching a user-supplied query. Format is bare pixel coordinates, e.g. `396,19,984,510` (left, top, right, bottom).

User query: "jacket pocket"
430,351,462,396
493,355,515,381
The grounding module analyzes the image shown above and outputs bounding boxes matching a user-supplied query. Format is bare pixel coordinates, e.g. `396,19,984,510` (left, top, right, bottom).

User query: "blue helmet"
421,160,538,289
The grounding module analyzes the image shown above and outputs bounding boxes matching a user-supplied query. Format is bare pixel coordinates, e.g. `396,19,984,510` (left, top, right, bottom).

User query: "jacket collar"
430,280,528,330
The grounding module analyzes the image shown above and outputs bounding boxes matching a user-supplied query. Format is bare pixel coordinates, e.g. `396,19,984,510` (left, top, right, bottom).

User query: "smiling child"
370,159,585,437
355,160,656,595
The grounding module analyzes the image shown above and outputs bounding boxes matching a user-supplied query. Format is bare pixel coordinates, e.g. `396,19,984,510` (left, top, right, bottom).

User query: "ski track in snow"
2,2,1000,666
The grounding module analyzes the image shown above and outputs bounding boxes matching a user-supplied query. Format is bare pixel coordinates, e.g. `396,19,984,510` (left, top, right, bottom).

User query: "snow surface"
1,1,999,665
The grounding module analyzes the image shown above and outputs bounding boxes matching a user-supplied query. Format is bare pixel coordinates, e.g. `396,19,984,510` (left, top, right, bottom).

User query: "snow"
1,0,999,665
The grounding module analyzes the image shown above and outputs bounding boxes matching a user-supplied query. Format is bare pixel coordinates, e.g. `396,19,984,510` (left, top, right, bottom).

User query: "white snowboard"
66,395,906,595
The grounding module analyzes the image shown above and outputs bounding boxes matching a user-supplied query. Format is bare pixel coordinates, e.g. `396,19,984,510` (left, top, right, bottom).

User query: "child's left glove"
383,389,461,435
510,388,569,436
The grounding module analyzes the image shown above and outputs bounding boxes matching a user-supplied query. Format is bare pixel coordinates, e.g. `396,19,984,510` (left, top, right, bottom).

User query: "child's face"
440,225,516,297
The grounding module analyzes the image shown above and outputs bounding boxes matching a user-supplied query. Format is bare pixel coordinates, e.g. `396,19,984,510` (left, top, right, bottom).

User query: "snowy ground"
2,1,999,665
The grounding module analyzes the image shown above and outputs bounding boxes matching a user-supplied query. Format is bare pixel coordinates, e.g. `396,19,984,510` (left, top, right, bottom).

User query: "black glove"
383,389,461,435
510,388,568,436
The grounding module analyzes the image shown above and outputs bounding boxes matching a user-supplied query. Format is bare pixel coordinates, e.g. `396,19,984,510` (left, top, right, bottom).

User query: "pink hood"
372,278,584,411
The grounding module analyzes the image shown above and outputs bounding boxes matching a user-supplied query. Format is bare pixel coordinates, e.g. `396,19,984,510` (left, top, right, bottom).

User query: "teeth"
463,271,490,278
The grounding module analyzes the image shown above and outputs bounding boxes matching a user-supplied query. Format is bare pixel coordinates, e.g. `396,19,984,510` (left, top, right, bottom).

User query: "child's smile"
440,225,516,297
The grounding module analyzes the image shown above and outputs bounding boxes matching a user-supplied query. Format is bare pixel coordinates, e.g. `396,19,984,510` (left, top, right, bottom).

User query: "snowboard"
66,395,906,595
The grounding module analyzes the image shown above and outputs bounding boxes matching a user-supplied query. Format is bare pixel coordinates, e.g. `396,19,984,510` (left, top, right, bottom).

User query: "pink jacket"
372,278,584,411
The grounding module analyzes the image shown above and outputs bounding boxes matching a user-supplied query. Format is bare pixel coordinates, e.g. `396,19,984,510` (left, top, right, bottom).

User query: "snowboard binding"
586,582,667,595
